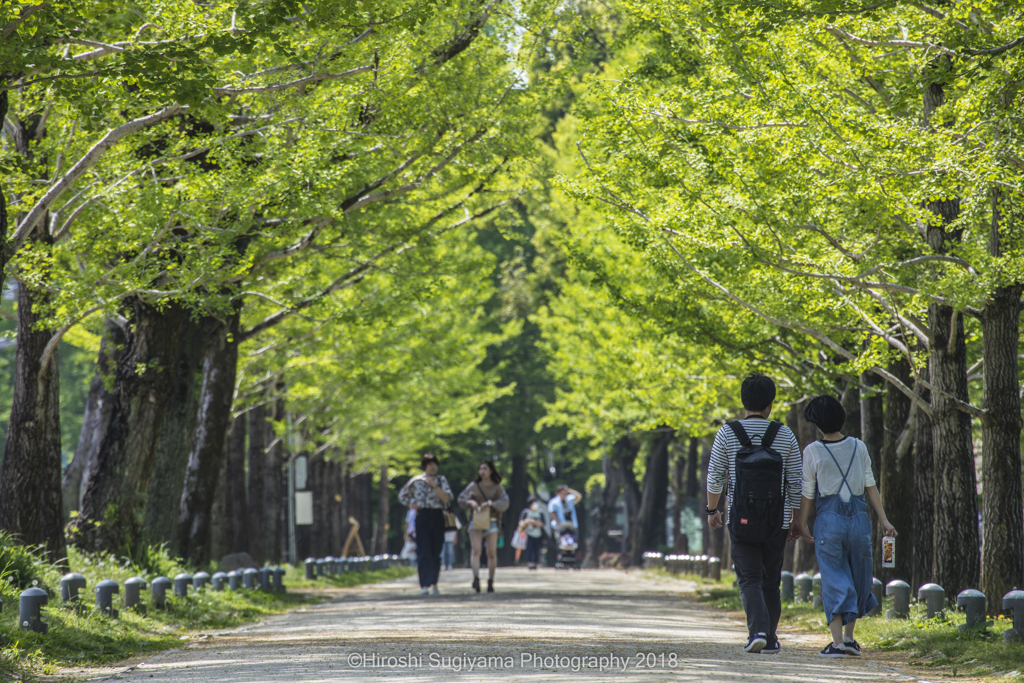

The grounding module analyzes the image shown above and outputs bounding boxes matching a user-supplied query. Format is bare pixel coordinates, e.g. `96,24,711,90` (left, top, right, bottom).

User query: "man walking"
706,374,802,655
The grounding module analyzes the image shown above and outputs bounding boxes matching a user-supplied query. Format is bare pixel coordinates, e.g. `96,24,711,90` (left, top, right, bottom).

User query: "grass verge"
0,538,414,681
652,569,1024,682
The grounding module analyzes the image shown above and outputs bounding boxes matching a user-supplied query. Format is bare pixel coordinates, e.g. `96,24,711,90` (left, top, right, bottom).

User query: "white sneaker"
431,587,440,595
420,588,429,595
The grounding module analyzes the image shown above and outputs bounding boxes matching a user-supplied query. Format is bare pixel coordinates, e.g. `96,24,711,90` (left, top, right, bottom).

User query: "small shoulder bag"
471,482,493,530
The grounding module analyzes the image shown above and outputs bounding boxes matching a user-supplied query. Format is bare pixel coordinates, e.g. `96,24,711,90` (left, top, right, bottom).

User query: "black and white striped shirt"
706,418,803,529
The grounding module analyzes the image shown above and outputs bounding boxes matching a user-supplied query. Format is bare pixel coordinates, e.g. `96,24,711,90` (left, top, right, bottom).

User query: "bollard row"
782,571,1024,646
17,567,292,633
302,554,406,581
661,554,722,580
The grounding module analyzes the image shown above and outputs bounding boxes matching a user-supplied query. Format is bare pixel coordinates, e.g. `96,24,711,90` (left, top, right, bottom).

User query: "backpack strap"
761,421,783,449
726,421,751,447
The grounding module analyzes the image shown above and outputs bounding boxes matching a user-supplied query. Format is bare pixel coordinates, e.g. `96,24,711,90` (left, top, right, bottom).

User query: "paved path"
87,568,934,683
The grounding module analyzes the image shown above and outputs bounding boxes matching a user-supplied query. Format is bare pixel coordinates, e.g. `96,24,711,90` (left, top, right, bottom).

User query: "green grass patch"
657,570,1024,681
0,536,413,681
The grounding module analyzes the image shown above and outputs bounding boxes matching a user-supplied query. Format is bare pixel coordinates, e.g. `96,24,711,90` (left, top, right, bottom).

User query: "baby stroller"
555,522,581,570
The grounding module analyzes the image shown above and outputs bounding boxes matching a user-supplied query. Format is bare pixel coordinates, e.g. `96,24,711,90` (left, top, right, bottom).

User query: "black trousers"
415,509,445,588
730,529,788,639
525,535,542,564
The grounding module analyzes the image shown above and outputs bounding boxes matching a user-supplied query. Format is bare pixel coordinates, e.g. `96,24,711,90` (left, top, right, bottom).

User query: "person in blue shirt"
548,484,582,530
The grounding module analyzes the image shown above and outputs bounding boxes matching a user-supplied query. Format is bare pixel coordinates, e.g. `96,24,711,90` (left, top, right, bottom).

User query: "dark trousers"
730,529,788,639
525,535,542,564
415,509,445,588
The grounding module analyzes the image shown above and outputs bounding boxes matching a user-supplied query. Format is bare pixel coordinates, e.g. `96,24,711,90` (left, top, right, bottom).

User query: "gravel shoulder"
73,568,941,683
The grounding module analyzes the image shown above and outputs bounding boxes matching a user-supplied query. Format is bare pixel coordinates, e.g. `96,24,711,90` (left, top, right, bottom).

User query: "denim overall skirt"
814,441,878,625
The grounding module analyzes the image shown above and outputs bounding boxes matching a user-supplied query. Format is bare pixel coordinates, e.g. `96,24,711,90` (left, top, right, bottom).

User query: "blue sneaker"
744,633,767,653
761,637,781,655
819,643,846,658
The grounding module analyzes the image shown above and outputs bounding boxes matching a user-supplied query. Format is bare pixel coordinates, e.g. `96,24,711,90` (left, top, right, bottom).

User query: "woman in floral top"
398,454,454,594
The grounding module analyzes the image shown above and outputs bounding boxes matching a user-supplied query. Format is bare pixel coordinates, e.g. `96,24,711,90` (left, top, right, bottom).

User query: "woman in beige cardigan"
458,460,509,593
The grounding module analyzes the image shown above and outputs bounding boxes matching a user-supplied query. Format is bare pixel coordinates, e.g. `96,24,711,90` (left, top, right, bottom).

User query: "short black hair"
420,453,440,470
741,374,776,412
803,395,846,434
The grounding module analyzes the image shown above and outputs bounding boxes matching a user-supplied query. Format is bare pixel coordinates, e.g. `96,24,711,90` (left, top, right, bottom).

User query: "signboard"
295,491,314,525
294,456,308,490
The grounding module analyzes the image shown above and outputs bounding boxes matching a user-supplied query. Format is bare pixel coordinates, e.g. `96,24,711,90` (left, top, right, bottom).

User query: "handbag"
443,503,458,531
471,482,493,530
511,529,527,550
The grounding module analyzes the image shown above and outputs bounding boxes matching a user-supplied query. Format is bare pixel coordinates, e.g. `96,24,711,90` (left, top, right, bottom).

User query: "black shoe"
843,639,861,656
761,637,781,655
819,643,846,658
472,577,480,593
487,579,494,593
744,633,767,653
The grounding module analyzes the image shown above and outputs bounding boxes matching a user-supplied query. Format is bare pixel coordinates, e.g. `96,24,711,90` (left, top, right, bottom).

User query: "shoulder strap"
819,440,857,498
726,421,751,447
761,421,783,449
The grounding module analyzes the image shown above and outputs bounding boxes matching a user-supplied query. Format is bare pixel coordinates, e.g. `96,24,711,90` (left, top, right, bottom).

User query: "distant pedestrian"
706,373,802,655
798,395,896,659
398,454,454,595
522,495,545,570
401,508,418,567
458,460,509,593
441,521,459,570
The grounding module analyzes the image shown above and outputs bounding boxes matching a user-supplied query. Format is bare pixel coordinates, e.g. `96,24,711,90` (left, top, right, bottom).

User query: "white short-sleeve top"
802,437,876,502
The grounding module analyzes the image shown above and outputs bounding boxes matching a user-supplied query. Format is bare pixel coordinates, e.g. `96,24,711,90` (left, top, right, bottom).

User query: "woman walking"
458,460,509,593
398,454,454,595
797,395,896,658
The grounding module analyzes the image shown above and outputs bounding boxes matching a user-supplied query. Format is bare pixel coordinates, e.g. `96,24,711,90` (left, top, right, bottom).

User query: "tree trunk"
62,321,121,518
860,370,885,575
310,453,326,557
841,378,861,439
73,298,190,557
0,90,8,287
226,414,248,554
979,209,1024,602
912,370,934,589
263,388,285,564
584,439,625,567
330,459,344,556
930,303,979,595
618,435,641,564
177,307,241,566
0,271,66,560
356,471,373,553
374,463,389,555
630,428,673,566
246,401,267,564
685,436,699,498
879,358,913,583
207,448,230,562
506,448,527,564
145,314,205,551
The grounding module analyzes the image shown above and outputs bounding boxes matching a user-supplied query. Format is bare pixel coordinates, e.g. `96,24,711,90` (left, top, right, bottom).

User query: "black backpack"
727,421,785,542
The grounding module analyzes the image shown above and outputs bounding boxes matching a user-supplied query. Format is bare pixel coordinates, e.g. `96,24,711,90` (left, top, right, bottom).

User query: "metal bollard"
812,573,822,608
259,567,272,591
316,558,326,577
211,572,227,591
325,556,335,576
918,583,945,619
956,589,989,632
708,557,721,581
305,558,315,580
243,568,258,589
1002,590,1024,643
95,579,119,618
228,570,242,591
60,572,87,602
795,573,812,603
273,567,285,591
151,576,172,609
780,571,794,603
193,571,211,591
173,573,192,598
867,578,883,616
886,580,910,619
124,577,146,614
20,587,48,633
